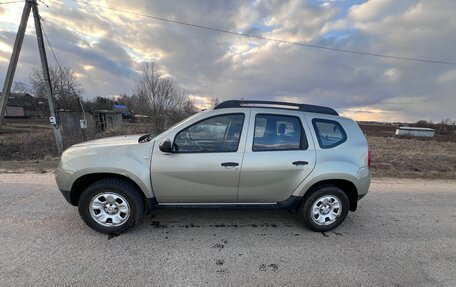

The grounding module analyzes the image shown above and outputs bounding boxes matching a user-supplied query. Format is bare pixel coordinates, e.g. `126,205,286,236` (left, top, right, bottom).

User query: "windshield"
146,111,206,141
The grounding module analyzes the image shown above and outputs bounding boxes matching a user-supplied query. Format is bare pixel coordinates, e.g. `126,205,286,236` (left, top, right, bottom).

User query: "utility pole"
31,0,63,153
0,1,31,126
0,0,63,153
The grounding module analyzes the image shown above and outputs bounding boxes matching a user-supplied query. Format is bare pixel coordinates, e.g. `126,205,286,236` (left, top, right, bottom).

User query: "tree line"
12,63,199,133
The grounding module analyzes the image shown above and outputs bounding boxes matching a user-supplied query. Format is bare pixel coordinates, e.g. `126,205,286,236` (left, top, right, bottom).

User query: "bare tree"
211,97,220,109
28,66,82,110
12,81,31,94
86,96,115,111
135,63,196,132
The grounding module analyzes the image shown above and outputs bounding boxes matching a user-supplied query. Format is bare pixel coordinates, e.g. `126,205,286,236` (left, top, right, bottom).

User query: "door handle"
221,162,239,167
292,161,308,166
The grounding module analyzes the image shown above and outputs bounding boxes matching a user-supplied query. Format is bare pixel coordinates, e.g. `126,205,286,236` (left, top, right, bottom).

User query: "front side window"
174,114,244,153
253,114,307,151
312,119,347,149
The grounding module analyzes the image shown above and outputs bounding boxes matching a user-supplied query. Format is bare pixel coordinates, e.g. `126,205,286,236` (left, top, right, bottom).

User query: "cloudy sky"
0,0,455,121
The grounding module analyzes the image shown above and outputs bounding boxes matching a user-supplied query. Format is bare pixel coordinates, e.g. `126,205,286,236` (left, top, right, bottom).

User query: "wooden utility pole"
0,1,31,126
0,0,63,153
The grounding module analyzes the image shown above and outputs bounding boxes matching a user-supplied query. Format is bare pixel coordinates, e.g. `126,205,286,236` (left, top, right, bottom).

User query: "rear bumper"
356,167,371,198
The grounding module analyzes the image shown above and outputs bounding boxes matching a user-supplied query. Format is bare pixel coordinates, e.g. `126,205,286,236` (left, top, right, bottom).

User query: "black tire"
78,178,145,234
298,185,349,232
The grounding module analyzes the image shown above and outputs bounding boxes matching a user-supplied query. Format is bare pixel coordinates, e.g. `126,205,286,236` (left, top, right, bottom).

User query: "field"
1,119,456,178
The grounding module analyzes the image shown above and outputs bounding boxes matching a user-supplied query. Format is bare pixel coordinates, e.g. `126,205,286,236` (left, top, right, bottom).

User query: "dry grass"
0,120,154,161
0,157,59,174
100,122,153,137
368,136,456,179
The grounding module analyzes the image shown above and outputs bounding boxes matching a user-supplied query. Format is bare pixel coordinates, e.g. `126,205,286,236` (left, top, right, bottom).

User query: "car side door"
151,110,250,203
237,109,316,203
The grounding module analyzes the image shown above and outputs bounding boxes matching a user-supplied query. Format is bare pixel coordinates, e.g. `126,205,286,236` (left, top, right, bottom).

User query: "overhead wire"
37,18,62,125
41,18,61,70
38,0,49,9
41,17,87,124
74,0,456,66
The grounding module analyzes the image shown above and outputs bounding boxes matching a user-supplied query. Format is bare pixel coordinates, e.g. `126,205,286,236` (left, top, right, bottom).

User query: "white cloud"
348,0,397,22
437,69,456,84
0,0,455,121
383,68,401,82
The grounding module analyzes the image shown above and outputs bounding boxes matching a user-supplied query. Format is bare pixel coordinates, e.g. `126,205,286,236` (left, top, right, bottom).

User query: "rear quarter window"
312,119,347,149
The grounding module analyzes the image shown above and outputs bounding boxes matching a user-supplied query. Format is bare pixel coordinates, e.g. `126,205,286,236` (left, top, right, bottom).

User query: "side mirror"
159,138,173,153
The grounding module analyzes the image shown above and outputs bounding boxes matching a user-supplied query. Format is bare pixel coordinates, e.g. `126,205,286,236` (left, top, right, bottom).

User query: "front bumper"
55,167,74,192
55,166,77,205
59,189,72,204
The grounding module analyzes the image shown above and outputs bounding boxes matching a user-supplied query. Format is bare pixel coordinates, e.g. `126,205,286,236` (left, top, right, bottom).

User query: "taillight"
368,148,371,169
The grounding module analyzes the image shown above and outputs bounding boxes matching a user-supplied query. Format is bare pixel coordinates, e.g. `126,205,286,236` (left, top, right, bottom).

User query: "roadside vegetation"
1,119,456,178
11,62,199,133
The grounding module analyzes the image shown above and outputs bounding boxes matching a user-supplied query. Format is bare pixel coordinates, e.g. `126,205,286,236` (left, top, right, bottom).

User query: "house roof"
398,126,435,131
93,110,123,114
1,93,33,107
7,97,24,107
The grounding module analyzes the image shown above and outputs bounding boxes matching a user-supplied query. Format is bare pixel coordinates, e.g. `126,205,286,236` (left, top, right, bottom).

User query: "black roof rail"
213,100,339,116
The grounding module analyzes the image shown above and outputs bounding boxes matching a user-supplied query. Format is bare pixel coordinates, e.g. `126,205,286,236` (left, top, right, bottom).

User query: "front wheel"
298,185,349,232
78,178,145,234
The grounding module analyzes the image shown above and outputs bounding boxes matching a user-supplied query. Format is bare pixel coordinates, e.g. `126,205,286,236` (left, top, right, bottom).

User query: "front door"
237,111,316,203
151,112,248,203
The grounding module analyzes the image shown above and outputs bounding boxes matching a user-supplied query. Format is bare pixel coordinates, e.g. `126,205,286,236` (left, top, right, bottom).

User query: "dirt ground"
1,119,456,178
1,174,456,286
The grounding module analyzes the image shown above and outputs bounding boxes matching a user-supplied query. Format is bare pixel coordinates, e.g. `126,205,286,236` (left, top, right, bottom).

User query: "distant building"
5,96,26,117
113,104,135,122
57,109,123,136
395,126,435,138
2,92,45,118
93,110,123,132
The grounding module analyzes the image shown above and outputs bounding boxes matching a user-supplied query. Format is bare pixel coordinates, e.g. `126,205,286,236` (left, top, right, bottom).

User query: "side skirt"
146,196,302,211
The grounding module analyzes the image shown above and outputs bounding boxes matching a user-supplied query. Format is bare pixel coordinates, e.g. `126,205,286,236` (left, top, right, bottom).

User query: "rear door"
237,109,316,203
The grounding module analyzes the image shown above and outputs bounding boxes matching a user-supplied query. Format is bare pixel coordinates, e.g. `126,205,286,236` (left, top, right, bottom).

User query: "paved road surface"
0,173,455,286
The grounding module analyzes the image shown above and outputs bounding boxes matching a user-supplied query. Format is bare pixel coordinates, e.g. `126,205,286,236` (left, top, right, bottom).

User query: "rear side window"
312,119,347,149
253,114,308,151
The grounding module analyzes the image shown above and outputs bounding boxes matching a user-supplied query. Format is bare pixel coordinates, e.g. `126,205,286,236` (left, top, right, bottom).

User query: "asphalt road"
0,173,455,286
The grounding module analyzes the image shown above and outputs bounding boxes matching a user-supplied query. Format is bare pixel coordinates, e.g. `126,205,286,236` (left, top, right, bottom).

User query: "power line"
74,0,456,66
41,17,87,125
41,19,62,70
38,18,61,123
38,0,49,9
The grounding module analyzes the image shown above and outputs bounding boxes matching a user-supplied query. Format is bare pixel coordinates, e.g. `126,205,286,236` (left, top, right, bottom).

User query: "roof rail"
214,100,339,116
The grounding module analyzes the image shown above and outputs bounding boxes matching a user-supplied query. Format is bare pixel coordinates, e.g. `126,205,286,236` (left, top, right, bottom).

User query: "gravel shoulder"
0,174,455,286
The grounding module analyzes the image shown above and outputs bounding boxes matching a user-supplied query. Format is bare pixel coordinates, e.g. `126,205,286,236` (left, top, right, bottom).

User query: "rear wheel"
298,185,349,232
78,178,145,234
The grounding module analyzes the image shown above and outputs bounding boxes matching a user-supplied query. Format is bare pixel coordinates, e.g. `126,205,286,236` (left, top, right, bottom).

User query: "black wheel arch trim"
300,179,359,212
69,173,146,206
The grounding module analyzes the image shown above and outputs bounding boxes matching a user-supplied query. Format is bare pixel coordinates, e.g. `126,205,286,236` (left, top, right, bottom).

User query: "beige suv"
56,100,371,234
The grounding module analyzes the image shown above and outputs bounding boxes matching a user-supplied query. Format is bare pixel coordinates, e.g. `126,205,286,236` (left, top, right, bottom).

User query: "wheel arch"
300,179,358,212
69,173,147,206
